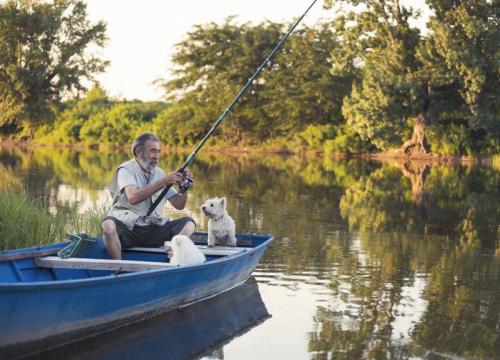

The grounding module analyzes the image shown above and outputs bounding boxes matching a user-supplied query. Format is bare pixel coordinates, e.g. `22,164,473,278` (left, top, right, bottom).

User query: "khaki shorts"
104,216,196,248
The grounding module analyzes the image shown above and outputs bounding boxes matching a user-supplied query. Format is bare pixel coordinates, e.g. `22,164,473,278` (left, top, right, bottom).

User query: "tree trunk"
397,112,431,157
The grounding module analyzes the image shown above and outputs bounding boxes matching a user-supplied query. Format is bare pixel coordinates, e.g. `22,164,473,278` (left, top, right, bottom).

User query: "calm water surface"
1,146,499,360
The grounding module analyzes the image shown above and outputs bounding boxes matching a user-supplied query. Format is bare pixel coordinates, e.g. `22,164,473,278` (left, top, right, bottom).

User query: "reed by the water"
0,192,107,250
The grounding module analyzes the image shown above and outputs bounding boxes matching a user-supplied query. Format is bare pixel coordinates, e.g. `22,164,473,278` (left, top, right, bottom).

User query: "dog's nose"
201,206,205,211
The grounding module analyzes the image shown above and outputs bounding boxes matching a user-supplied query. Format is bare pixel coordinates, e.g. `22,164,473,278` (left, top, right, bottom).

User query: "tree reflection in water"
0,146,498,359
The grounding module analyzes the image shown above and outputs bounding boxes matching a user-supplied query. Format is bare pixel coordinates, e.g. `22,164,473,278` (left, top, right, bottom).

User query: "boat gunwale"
0,234,274,290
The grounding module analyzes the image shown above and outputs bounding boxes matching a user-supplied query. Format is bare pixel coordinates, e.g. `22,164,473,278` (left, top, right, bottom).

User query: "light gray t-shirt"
117,167,178,226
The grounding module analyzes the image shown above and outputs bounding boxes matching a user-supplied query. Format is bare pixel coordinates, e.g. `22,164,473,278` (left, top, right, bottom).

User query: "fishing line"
147,0,318,216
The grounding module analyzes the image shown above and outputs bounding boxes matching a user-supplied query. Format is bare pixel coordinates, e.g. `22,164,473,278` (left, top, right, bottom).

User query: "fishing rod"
147,0,318,216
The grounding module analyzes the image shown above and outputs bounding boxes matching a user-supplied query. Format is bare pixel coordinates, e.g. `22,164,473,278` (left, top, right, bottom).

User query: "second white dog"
167,235,206,266
201,197,237,247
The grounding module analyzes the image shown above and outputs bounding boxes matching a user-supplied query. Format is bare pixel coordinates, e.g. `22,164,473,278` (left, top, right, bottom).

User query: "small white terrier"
167,235,206,266
201,197,237,247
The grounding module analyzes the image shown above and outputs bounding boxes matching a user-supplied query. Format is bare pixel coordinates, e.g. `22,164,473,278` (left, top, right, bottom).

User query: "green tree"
324,0,500,155
79,101,166,145
417,0,500,155
36,85,112,143
0,0,108,136
324,0,423,151
159,18,346,144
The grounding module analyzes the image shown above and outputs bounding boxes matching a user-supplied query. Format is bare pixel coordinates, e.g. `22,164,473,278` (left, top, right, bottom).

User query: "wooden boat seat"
35,256,176,272
34,245,247,272
125,245,246,257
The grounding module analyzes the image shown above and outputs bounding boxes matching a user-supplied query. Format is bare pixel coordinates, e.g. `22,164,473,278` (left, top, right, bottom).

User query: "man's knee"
180,220,196,235
102,219,117,237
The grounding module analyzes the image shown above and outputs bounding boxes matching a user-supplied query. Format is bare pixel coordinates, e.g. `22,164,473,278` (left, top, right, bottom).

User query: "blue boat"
32,277,269,360
0,232,273,358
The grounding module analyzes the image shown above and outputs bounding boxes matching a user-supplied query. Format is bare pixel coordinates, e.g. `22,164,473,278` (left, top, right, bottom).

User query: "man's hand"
179,168,194,194
163,170,182,187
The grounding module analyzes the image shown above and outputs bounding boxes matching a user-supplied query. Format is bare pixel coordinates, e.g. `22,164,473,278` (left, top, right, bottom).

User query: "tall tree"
325,0,500,155
0,0,108,136
416,0,500,155
324,0,423,152
159,18,346,144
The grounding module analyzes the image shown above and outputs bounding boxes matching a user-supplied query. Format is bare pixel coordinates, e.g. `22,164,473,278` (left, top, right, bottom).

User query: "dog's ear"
220,197,226,210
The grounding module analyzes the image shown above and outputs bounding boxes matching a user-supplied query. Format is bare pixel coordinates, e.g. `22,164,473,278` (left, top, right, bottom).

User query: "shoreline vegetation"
0,139,497,168
1,1,498,163
0,192,107,251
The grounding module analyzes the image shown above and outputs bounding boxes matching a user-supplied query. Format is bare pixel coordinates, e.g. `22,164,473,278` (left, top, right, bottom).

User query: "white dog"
167,235,206,266
201,197,237,247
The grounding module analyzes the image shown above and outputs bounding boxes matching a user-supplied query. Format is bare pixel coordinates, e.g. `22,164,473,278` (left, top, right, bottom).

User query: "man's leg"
178,220,196,237
102,219,122,260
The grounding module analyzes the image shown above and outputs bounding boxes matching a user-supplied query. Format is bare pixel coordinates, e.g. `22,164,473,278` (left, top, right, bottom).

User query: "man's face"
139,139,160,172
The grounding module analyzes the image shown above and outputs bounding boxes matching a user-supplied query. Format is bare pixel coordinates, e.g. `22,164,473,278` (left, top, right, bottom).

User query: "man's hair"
131,132,160,156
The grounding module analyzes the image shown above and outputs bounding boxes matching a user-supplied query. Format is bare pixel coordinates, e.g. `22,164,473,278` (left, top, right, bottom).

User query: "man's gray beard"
140,155,157,172
145,160,157,172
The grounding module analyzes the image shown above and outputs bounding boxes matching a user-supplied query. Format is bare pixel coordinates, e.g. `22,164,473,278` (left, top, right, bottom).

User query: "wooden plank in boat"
191,233,253,246
126,245,245,256
35,256,175,272
0,248,60,261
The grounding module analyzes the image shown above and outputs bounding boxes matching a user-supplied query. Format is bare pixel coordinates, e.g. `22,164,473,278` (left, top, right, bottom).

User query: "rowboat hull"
35,277,269,359
0,232,273,358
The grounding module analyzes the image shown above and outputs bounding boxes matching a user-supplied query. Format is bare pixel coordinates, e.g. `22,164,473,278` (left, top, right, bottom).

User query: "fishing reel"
179,174,194,194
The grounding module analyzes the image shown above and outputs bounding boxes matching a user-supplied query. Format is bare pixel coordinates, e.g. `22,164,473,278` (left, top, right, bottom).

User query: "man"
102,132,195,259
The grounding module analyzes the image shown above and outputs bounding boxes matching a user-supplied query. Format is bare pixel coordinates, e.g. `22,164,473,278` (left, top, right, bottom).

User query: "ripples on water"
1,147,499,359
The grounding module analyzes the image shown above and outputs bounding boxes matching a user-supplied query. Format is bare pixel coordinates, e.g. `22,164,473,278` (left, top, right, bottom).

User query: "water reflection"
0,146,499,359
29,278,269,360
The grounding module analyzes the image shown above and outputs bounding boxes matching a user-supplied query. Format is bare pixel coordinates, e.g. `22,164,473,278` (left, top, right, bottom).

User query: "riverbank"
0,139,498,168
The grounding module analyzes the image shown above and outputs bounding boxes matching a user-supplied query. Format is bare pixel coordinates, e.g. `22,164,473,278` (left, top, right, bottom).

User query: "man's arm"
123,170,181,205
168,192,188,210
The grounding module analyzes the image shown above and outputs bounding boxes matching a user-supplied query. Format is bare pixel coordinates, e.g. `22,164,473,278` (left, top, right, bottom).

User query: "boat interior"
0,233,269,284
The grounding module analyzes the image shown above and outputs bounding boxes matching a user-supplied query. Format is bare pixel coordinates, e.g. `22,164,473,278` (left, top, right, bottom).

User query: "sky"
85,0,430,102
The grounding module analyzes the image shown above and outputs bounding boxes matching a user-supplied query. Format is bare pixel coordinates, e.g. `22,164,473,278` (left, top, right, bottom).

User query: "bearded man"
101,132,195,259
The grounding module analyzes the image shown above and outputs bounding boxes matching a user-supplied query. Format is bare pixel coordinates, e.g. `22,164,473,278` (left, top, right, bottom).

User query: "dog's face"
201,197,226,219
171,235,190,249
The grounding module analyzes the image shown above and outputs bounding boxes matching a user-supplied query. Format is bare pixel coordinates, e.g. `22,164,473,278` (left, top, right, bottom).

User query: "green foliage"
297,124,336,147
152,103,198,146
324,0,500,155
0,0,108,135
79,101,166,146
0,191,110,250
55,201,110,237
34,85,167,146
427,125,471,156
323,125,371,153
0,192,65,249
2,1,497,156
159,19,347,145
325,0,423,151
36,85,112,143
418,0,500,134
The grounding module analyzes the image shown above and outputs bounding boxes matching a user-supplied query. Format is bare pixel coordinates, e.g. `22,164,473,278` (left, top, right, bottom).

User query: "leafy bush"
323,125,371,153
152,103,200,146
427,125,471,156
35,85,112,144
297,124,336,148
79,101,167,146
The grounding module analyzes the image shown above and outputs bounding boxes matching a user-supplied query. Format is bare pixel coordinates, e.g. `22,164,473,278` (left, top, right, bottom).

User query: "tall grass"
55,201,109,238
0,192,108,251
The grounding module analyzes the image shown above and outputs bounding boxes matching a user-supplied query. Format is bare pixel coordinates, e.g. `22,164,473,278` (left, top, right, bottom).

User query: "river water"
1,146,499,359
